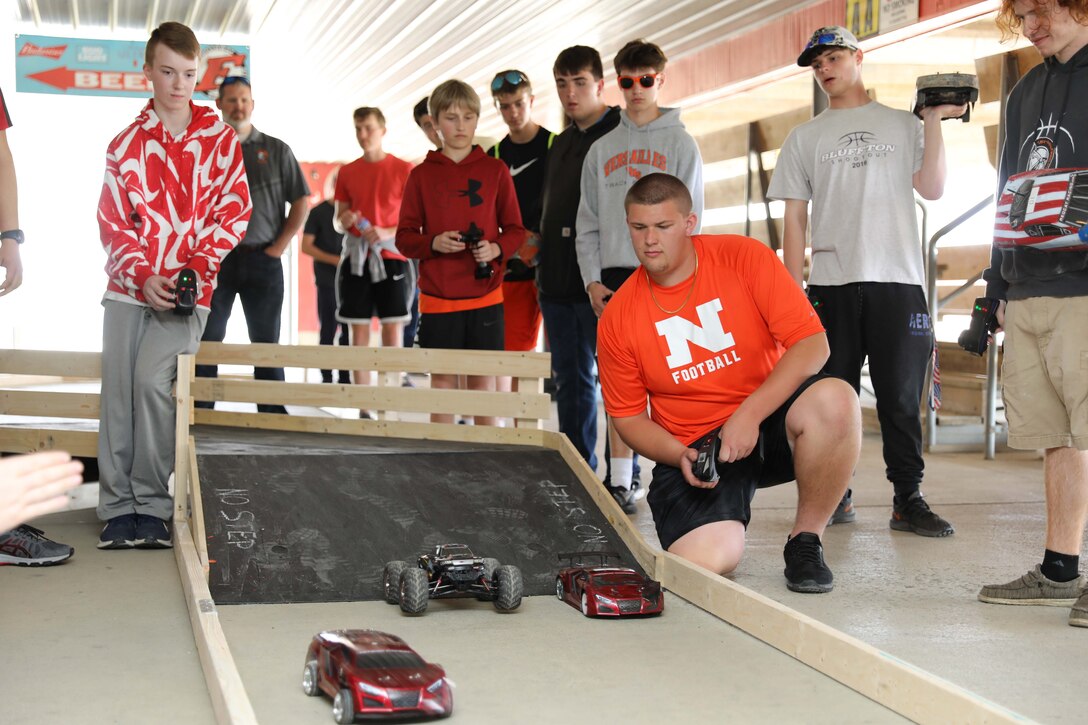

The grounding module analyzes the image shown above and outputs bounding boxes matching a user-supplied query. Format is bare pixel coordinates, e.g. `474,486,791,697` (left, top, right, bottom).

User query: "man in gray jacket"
576,38,704,513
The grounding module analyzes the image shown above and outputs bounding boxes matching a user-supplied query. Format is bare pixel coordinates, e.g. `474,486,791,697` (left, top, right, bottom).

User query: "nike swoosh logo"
392,274,405,281
509,159,538,177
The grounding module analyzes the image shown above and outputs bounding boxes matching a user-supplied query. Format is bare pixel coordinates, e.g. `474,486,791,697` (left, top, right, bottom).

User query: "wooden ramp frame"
0,344,1030,724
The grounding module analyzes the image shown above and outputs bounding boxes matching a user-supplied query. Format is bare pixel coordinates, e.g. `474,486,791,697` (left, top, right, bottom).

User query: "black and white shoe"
98,513,137,550
608,486,637,515
783,532,833,593
134,514,172,549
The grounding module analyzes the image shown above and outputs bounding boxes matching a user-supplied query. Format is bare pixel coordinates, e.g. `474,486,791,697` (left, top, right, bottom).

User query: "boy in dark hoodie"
96,22,251,549
576,39,704,512
396,80,525,426
978,0,1088,628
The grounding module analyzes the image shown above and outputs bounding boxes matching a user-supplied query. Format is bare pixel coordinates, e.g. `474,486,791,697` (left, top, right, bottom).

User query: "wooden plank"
174,355,194,524
695,124,749,164
174,521,259,725
0,427,98,456
938,341,1000,377
984,124,1000,170
0,390,100,418
189,379,552,420
754,106,811,153
189,436,209,571
515,376,544,429
657,554,1028,725
0,350,102,378
936,245,992,281
974,52,1005,104
193,409,550,446
704,176,747,210
195,342,551,378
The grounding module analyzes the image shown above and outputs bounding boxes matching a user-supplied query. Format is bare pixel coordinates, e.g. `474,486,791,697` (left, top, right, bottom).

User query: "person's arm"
265,194,309,258
300,232,341,266
717,332,828,462
912,104,966,200
187,132,252,286
781,199,810,287
0,451,84,532
678,137,705,232
0,127,22,295
97,147,156,295
575,150,610,315
613,412,706,485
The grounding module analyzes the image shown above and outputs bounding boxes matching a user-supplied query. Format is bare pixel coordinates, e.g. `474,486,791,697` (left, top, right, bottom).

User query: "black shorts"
336,257,413,324
418,303,504,351
648,373,831,551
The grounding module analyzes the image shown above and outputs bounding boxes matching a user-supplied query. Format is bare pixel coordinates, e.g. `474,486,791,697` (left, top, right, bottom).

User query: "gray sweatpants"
97,300,208,522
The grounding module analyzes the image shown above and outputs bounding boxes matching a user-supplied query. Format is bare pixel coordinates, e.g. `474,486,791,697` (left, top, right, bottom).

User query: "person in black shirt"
301,173,351,384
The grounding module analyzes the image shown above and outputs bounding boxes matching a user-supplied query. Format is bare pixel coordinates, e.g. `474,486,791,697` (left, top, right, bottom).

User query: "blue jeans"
539,297,598,470
196,247,286,413
317,283,350,384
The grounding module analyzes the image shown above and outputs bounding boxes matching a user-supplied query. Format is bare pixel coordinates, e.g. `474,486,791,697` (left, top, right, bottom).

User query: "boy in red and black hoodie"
396,80,525,426
96,22,251,550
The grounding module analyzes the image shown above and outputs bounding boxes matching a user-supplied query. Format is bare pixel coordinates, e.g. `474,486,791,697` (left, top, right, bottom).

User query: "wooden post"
174,354,195,524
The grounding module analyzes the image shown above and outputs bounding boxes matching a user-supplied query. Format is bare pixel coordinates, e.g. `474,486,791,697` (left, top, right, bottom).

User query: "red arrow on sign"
27,66,150,92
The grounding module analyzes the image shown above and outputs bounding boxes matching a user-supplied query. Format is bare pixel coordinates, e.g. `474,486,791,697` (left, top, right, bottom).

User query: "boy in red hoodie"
96,22,251,549
396,80,525,425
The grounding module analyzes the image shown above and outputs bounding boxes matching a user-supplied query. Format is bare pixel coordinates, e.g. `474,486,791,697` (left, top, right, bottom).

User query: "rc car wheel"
302,660,320,696
555,577,564,600
332,687,355,724
482,557,500,580
493,564,523,611
581,591,589,616
382,561,408,604
399,567,429,615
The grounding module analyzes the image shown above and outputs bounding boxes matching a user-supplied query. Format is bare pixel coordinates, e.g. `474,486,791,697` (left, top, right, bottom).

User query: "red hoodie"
97,100,252,308
396,146,524,313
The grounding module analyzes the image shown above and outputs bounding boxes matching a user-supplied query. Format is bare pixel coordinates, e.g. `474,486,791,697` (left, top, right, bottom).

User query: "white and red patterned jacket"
98,100,251,308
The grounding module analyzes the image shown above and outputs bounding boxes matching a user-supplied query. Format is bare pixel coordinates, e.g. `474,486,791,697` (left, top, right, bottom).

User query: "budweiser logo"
19,42,67,59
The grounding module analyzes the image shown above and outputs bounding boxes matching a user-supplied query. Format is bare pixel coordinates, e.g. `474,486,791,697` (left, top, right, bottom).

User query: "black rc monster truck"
382,544,523,615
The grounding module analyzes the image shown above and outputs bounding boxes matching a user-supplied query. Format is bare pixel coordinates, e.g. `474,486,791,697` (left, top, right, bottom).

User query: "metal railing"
924,194,998,457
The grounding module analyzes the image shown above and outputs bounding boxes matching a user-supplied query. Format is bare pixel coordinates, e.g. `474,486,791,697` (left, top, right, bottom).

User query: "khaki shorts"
1002,296,1088,450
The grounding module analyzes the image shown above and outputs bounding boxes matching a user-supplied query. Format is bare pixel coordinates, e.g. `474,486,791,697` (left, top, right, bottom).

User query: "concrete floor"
3,402,1085,723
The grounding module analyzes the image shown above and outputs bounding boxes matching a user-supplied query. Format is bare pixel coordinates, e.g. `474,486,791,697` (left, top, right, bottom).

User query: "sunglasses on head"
220,75,251,89
491,70,528,92
617,73,657,90
805,32,840,50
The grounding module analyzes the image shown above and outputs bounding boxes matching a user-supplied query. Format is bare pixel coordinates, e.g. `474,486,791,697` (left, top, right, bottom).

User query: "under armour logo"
458,179,483,207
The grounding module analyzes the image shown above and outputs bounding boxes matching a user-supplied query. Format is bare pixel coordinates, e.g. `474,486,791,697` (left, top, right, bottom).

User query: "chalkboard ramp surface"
194,427,642,604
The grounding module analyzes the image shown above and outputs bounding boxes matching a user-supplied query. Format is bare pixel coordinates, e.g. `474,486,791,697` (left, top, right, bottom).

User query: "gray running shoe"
0,525,74,566
1070,589,1088,628
978,565,1084,606
828,488,856,525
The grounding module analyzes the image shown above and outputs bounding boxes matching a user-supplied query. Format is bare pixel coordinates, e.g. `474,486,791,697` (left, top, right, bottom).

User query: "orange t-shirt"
597,234,824,445
334,154,413,260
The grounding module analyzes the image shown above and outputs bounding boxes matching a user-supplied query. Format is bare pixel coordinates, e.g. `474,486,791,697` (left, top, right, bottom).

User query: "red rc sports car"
302,630,452,722
555,551,664,617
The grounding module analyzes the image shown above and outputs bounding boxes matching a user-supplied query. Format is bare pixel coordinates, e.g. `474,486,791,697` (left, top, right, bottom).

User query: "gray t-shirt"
768,101,925,286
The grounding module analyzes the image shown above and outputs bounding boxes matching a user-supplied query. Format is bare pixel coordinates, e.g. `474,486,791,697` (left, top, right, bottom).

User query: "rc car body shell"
994,168,1088,252
555,552,664,617
302,629,452,721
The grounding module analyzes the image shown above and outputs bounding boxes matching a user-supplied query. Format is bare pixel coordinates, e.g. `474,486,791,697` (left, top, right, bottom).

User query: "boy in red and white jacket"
96,22,251,550
396,80,524,426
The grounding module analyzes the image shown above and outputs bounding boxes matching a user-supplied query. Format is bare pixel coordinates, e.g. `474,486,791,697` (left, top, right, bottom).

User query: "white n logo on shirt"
654,299,735,368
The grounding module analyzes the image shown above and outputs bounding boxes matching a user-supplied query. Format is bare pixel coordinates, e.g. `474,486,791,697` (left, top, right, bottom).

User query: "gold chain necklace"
646,253,698,315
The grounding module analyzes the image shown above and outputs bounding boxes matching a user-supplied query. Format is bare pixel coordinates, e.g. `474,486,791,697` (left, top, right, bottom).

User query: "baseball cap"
797,26,860,67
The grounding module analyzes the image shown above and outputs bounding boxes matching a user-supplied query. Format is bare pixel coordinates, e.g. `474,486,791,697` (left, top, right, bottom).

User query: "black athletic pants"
806,282,931,493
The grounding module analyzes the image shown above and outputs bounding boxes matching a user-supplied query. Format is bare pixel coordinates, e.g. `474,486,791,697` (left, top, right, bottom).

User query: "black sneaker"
608,486,637,515
783,532,834,593
828,488,856,525
0,525,74,566
98,513,137,549
134,514,172,549
630,479,646,501
890,492,953,537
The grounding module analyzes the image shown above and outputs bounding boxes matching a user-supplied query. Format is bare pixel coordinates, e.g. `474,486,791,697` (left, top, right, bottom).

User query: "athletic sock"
610,458,633,491
1041,549,1080,582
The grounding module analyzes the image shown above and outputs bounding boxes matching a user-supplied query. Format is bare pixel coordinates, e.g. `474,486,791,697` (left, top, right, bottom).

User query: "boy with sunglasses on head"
487,70,553,364
768,26,965,538
576,38,704,513
396,80,525,425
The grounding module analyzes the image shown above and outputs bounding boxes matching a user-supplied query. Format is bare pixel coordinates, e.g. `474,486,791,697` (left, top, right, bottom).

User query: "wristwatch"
0,229,24,245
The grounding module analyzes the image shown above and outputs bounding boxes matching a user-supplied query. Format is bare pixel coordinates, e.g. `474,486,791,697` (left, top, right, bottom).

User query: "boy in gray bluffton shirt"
768,26,966,538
